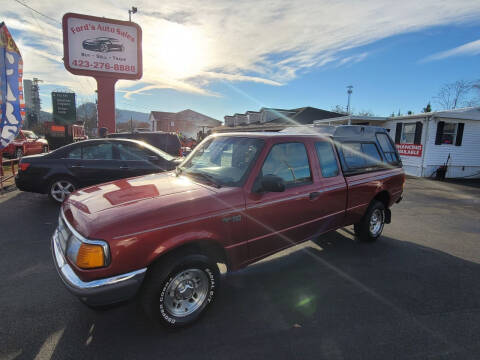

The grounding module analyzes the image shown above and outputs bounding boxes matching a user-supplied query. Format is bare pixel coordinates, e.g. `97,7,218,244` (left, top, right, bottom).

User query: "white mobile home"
315,107,480,178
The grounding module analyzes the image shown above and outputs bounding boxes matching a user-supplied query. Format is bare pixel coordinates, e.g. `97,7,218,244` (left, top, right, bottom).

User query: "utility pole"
128,6,137,22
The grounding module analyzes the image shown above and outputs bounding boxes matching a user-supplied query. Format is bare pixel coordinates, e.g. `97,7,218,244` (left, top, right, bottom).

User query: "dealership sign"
396,143,423,157
52,92,76,125
62,13,142,133
63,13,142,79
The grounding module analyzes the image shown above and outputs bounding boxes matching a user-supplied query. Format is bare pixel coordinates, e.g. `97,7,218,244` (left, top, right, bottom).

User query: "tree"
422,103,432,113
407,111,413,115
331,105,348,115
356,110,375,116
434,80,476,110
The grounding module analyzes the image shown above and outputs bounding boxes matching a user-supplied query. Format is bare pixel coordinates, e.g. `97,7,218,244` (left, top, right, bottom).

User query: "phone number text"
71,59,136,73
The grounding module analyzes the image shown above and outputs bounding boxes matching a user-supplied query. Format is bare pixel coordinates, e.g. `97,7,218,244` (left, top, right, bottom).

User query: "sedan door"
69,141,120,187
114,141,172,178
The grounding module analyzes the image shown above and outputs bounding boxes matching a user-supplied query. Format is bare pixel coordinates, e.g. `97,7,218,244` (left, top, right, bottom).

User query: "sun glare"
155,24,209,79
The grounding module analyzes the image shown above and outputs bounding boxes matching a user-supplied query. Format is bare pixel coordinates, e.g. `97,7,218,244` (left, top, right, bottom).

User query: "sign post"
62,13,142,133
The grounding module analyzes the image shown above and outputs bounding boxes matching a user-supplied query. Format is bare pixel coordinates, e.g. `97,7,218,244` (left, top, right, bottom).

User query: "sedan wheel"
49,179,76,203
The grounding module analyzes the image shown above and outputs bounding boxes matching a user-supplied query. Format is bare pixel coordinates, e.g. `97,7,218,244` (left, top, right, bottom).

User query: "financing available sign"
396,143,423,157
0,22,25,150
63,13,142,79
52,92,77,125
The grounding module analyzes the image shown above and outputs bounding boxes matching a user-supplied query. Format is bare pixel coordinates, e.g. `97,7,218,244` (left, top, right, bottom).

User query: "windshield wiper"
186,171,222,188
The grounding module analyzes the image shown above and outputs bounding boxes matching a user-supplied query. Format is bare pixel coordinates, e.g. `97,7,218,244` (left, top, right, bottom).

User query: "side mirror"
261,174,285,193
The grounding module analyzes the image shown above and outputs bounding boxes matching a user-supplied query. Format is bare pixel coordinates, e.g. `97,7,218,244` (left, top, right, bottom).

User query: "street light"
128,6,137,22
346,85,353,115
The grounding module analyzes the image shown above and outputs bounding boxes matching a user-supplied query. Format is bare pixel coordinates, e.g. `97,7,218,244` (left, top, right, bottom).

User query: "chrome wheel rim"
163,268,209,317
369,209,384,236
51,180,75,202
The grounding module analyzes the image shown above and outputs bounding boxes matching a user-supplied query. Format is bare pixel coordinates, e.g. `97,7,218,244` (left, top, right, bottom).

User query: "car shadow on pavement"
10,229,474,360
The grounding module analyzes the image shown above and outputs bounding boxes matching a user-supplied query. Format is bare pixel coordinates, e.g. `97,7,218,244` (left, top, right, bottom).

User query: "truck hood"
63,172,240,240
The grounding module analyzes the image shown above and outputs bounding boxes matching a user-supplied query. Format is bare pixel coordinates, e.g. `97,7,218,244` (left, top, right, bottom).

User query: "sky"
3,0,480,121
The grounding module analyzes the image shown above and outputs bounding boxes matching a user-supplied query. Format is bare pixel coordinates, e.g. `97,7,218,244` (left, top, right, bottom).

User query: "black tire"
141,253,219,329
354,200,386,242
47,176,77,203
15,148,23,159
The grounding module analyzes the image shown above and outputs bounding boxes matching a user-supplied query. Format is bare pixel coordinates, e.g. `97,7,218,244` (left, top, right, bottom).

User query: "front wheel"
15,148,23,159
354,200,386,242
141,254,219,328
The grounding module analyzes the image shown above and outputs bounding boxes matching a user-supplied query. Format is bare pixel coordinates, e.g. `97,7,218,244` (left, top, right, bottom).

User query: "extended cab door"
310,139,348,233
245,140,323,261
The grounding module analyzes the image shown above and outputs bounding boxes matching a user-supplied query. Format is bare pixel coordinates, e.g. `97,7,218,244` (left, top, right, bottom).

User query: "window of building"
315,141,339,178
441,123,457,145
401,123,416,144
261,142,311,186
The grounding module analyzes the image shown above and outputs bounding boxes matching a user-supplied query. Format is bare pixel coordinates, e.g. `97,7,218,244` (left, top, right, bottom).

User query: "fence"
0,152,19,192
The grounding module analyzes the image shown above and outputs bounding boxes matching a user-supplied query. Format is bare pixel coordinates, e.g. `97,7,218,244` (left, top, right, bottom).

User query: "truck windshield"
179,136,264,187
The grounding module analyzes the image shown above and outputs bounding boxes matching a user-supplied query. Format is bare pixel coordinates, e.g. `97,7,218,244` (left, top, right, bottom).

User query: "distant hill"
40,103,150,124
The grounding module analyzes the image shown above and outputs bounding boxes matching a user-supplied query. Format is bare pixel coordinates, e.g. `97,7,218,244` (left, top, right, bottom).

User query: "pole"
95,77,117,134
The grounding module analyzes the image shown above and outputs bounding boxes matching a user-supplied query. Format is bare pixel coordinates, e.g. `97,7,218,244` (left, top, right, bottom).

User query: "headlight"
66,235,108,269
59,211,109,269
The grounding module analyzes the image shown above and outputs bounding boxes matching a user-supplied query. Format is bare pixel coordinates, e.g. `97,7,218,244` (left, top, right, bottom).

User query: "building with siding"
217,106,343,132
149,109,221,138
314,107,480,178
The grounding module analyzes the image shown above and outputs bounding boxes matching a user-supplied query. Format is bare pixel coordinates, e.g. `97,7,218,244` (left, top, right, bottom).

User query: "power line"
13,0,59,24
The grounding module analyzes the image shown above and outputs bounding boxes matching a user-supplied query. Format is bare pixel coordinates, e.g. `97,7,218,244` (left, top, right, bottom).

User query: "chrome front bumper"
51,229,147,306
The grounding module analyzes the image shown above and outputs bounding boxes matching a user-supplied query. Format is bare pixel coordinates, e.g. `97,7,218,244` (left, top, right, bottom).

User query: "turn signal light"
76,243,105,269
19,163,30,171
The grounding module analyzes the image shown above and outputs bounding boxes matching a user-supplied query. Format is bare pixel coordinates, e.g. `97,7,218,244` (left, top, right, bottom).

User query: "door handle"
309,191,321,200
70,164,84,168
119,165,129,169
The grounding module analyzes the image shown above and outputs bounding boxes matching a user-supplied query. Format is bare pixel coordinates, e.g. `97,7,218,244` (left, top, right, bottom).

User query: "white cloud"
422,39,480,62
3,0,480,101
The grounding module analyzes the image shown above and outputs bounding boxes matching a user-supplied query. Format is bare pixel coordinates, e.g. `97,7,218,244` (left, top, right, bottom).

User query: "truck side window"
376,133,398,164
315,141,339,178
342,142,382,169
261,142,311,186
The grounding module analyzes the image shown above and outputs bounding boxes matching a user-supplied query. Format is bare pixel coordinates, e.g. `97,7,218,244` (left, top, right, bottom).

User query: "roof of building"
268,107,344,125
150,109,221,125
314,107,480,123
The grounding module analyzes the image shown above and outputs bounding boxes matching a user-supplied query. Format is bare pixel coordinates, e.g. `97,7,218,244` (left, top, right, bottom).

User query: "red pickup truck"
2,130,49,158
52,125,404,328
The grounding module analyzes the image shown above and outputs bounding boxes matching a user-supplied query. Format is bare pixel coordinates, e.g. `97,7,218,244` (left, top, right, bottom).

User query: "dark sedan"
15,139,183,203
82,37,124,53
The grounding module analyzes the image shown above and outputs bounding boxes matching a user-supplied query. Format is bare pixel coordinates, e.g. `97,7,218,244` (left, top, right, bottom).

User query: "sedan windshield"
179,136,264,187
23,131,37,139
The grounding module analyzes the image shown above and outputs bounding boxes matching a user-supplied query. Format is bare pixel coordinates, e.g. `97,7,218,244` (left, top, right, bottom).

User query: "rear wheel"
48,178,77,203
354,200,385,242
141,253,219,328
15,148,23,159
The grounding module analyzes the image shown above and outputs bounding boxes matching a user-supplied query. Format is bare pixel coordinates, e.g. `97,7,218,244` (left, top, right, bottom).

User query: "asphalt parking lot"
1,178,479,360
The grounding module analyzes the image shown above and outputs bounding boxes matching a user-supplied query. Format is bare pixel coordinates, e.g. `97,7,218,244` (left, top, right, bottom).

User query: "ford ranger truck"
52,125,404,328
